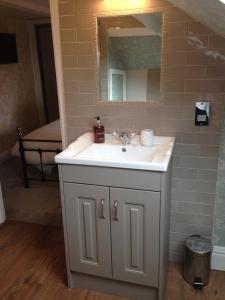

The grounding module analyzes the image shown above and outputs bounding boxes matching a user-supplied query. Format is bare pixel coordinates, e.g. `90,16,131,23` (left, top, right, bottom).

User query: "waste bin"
183,235,212,289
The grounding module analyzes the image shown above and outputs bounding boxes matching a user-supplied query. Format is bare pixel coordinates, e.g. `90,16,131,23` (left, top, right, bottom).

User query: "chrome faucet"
112,130,136,145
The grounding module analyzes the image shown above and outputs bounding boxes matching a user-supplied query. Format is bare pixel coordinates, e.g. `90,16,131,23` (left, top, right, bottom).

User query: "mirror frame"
94,7,165,105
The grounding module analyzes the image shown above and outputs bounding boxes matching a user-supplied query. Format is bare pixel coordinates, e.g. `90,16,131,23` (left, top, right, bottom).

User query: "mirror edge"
94,7,166,105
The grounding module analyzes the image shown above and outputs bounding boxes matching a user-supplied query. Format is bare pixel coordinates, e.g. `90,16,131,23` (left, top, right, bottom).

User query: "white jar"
140,129,154,146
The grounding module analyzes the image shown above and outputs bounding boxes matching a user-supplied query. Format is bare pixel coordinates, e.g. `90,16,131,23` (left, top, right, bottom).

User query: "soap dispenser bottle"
93,116,105,143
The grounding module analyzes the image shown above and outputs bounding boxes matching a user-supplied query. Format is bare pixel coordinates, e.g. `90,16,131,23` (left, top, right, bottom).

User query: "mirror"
98,12,162,102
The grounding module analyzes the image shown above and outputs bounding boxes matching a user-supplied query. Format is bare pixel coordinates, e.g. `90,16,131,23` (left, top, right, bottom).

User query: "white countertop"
55,133,175,172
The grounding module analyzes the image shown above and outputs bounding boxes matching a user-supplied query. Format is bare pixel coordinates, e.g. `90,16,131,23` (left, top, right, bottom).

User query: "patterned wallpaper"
213,110,225,247
109,36,161,70
0,10,39,154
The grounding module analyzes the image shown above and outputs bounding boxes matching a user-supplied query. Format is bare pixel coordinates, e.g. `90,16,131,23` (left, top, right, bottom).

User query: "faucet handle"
129,131,136,140
112,129,119,137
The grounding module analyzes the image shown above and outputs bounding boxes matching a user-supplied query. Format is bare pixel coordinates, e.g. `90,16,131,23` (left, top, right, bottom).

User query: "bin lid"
185,235,212,255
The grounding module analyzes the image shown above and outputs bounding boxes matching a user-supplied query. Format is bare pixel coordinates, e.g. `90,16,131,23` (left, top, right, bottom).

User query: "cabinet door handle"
114,200,119,221
100,199,105,219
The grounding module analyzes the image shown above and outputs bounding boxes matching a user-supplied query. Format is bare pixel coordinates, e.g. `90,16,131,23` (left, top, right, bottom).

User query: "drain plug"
122,148,127,152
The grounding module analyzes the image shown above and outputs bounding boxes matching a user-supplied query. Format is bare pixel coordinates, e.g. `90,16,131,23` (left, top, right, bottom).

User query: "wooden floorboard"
0,221,224,300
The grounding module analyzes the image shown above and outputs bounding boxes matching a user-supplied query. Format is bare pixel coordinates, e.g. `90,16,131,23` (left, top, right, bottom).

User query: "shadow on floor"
0,158,62,227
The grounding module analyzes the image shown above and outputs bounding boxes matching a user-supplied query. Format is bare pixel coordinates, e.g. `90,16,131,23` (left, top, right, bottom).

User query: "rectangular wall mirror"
98,12,162,102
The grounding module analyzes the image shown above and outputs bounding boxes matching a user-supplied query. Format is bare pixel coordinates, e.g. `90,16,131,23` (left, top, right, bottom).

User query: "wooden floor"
0,221,224,300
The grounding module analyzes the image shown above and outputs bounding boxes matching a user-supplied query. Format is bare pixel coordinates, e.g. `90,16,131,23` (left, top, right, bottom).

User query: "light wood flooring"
0,221,224,300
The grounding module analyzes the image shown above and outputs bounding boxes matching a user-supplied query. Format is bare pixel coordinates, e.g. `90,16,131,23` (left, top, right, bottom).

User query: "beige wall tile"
166,7,193,22
209,35,225,49
77,29,95,42
172,178,216,193
198,169,218,181
64,80,79,93
185,79,225,93
57,0,225,260
167,22,188,37
165,52,187,66
173,156,200,169
179,202,214,217
200,145,219,157
171,189,197,202
61,42,75,55
197,193,215,204
65,93,94,105
77,80,96,93
58,1,76,15
63,68,94,80
77,55,95,68
171,222,212,236
62,55,77,68
182,132,220,145
165,66,206,80
195,215,213,227
62,42,93,55
66,104,97,117
163,93,200,105
60,15,93,29
188,22,212,35
174,144,200,156
206,66,225,79
60,29,76,42
75,0,167,13
171,212,195,224
67,116,93,127
163,80,185,92
166,36,208,51
199,157,219,170
187,50,225,66
173,167,197,179
171,201,179,211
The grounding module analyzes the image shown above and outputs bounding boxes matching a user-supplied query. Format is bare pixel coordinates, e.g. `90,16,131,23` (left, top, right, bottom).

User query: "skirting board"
211,246,225,272
0,182,6,223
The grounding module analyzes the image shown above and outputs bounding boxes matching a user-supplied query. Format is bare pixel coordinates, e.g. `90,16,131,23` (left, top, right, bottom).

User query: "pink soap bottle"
93,116,105,143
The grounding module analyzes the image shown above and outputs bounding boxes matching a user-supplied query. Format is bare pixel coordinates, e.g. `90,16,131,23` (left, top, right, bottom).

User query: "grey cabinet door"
64,183,112,278
110,187,160,287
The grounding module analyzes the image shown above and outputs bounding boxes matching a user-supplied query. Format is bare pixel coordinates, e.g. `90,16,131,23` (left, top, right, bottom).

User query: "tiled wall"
58,0,225,260
0,9,39,155
213,111,225,247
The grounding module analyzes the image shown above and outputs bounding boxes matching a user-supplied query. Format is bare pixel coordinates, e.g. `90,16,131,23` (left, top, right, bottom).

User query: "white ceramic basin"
76,143,157,162
55,133,175,172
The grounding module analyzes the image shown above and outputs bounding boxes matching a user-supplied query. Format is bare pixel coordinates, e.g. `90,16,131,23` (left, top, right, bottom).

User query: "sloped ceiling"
167,0,225,38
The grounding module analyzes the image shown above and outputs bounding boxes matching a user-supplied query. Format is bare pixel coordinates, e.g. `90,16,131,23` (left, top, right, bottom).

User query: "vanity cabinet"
110,187,160,288
64,183,112,278
59,163,172,300
64,182,160,287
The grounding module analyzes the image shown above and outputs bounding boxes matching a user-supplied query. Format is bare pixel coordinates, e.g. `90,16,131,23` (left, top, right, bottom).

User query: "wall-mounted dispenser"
195,102,210,126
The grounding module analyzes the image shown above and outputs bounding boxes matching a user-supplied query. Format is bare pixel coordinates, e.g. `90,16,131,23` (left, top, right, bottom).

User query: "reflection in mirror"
98,13,162,102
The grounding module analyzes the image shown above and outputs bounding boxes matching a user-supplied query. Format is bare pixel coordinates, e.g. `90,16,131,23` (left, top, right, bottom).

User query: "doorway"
35,23,59,124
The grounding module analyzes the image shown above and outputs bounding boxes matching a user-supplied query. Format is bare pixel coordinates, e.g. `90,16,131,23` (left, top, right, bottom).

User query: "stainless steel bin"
183,235,212,289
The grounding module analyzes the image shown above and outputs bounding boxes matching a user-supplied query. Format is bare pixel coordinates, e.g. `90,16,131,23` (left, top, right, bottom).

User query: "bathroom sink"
76,143,157,162
55,133,175,171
